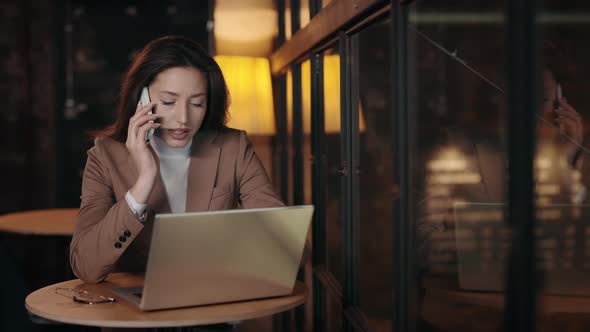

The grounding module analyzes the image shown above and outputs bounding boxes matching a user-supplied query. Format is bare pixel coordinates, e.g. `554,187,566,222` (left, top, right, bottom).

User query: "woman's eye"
191,103,204,108
161,101,175,106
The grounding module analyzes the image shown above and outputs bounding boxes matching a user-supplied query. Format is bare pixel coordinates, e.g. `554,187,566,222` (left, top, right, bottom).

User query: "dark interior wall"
0,2,210,331
0,0,58,213
58,0,210,208
0,0,210,211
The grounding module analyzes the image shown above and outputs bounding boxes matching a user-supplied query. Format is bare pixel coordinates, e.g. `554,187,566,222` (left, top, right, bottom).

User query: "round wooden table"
0,208,77,236
0,208,78,283
25,272,307,329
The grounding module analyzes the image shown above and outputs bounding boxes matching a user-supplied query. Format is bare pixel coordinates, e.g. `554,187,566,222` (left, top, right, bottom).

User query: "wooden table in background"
25,272,307,329
0,208,78,286
0,208,77,236
422,286,590,332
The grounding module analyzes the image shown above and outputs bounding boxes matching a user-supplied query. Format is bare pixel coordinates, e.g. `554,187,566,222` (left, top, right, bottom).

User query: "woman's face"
148,66,207,148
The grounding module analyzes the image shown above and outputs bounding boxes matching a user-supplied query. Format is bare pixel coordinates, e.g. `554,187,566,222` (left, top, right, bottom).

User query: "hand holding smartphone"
554,83,564,131
140,87,155,142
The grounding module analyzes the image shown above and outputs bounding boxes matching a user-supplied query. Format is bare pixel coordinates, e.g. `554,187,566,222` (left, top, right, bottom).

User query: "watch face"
124,192,147,223
138,211,147,222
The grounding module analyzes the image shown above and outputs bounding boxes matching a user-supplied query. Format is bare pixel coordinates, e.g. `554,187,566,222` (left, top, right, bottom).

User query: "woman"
70,36,283,284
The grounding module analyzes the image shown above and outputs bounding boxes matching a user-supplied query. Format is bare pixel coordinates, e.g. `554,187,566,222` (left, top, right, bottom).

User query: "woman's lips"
168,128,189,140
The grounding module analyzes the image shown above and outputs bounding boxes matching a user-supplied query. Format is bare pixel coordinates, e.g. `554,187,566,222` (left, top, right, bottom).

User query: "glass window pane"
326,292,342,332
409,2,508,331
356,18,393,331
324,45,343,284
302,59,313,332
286,68,294,205
285,1,292,40
535,3,590,331
301,0,311,30
286,1,310,38
302,59,312,205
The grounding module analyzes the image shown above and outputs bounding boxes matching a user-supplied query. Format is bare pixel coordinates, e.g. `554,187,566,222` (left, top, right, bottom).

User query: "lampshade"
287,55,366,134
214,0,277,56
215,55,276,135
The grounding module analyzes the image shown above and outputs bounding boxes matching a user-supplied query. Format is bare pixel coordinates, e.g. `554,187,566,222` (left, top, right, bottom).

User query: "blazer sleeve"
69,139,146,284
236,131,285,208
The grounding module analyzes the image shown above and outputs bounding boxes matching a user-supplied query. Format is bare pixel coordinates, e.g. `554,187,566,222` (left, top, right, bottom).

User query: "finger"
556,114,582,126
559,99,579,115
555,117,579,133
132,101,155,119
128,111,156,143
134,113,159,128
130,102,156,123
137,121,161,141
131,101,144,124
556,108,581,122
130,115,157,144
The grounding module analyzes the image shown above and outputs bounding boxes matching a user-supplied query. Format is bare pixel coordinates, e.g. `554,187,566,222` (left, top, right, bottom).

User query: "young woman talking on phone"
70,36,283,284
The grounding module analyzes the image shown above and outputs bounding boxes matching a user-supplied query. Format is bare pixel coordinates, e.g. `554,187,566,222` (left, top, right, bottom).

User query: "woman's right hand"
126,101,161,204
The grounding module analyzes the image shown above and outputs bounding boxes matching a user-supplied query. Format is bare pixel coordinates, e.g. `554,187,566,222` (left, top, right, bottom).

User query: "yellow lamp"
215,55,276,135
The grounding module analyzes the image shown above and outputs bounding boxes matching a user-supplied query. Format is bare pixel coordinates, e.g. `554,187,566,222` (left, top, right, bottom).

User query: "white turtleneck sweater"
125,135,192,217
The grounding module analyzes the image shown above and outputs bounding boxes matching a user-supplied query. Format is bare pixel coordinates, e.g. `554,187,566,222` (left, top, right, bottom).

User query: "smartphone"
554,83,564,131
139,86,155,142
554,83,562,111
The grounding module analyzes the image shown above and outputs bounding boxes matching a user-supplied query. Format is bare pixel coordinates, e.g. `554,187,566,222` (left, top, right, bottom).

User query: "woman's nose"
175,103,189,125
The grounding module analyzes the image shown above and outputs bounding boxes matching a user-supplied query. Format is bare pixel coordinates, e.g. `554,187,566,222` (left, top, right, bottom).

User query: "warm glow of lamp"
215,55,276,135
287,55,366,134
214,0,278,56
324,55,367,133
284,7,311,40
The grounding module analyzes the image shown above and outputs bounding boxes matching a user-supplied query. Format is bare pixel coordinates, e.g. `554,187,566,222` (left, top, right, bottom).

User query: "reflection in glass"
284,1,291,41
323,46,343,284
285,1,311,40
302,59,314,332
326,292,342,332
286,69,294,205
410,2,508,331
535,4,590,331
301,60,312,204
356,18,393,331
301,0,311,30
412,2,590,332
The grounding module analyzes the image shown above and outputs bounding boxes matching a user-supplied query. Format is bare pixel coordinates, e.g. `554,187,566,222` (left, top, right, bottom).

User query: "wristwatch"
130,206,148,223
125,191,148,223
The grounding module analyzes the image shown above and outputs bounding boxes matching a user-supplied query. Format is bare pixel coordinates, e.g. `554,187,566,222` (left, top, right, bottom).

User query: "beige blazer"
70,128,284,284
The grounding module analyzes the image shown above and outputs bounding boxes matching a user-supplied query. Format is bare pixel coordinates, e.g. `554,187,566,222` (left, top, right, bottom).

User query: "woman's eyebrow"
160,90,206,98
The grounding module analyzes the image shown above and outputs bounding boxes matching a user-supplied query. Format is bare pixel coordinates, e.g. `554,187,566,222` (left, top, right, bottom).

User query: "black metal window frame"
273,0,541,331
277,1,397,332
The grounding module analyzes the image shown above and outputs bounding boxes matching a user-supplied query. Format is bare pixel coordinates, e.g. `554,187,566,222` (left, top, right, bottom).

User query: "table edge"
25,284,306,328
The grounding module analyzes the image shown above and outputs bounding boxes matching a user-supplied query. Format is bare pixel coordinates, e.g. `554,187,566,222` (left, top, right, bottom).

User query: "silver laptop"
454,202,590,295
113,205,314,310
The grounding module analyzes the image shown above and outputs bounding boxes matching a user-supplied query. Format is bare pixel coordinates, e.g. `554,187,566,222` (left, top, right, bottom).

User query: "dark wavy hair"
95,36,229,141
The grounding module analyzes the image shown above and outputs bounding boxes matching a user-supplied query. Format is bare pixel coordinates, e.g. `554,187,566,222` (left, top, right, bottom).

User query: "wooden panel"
270,0,387,74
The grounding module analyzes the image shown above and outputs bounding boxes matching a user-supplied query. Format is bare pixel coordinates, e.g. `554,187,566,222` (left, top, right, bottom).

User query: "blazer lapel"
185,130,221,212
